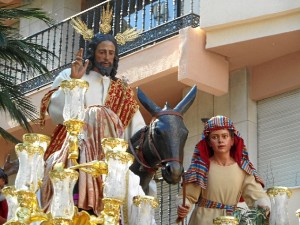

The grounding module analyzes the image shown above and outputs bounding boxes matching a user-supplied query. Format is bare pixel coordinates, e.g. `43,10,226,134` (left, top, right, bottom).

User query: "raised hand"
71,48,89,79
3,154,19,176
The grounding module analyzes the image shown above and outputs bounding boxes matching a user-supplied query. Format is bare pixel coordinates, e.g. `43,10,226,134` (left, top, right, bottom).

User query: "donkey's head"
137,85,197,184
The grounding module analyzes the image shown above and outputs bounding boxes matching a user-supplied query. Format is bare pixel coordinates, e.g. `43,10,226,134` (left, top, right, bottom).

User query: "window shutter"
257,89,300,188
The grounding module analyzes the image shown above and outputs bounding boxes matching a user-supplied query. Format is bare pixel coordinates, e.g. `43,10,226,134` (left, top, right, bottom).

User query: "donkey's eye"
154,128,162,136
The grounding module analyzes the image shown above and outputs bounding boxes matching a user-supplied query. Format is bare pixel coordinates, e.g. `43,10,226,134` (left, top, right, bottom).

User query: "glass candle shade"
2,186,18,220
213,216,239,225
101,138,129,154
296,209,300,225
23,133,51,151
15,190,41,223
102,138,133,201
101,198,123,225
267,186,292,225
22,133,51,152
132,195,159,225
22,133,51,185
61,79,89,122
103,150,134,201
15,143,44,192
49,167,79,220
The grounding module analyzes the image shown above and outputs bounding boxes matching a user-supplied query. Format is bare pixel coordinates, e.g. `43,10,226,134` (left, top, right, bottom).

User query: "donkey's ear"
174,85,197,115
137,87,161,115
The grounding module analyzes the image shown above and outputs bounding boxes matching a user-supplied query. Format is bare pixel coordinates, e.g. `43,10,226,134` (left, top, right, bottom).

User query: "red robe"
0,200,8,224
39,78,140,215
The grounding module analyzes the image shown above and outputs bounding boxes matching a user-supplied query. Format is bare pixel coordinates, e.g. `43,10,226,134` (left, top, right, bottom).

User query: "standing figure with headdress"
177,115,271,224
39,4,146,218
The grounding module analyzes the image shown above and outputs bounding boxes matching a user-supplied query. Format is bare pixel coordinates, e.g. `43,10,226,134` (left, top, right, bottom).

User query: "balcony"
0,0,200,94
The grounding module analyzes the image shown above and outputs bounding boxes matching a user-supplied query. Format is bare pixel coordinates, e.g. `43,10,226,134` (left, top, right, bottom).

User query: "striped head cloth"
203,115,240,138
184,115,265,188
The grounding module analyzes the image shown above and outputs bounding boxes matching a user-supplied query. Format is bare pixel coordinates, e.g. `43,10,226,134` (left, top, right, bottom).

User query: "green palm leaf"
0,39,51,75
0,4,56,143
0,4,54,25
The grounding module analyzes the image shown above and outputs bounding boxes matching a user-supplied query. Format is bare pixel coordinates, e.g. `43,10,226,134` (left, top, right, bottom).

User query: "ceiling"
208,30,300,71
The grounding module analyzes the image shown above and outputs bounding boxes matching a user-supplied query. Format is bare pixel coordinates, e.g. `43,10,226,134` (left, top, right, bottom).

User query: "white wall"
200,0,300,29
19,0,81,37
200,0,300,50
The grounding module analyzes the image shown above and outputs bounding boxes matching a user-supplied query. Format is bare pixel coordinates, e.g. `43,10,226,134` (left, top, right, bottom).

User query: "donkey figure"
129,85,197,194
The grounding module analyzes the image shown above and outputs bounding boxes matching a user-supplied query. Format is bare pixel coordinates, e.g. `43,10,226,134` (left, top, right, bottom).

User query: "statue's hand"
71,48,89,79
3,154,19,176
177,204,190,220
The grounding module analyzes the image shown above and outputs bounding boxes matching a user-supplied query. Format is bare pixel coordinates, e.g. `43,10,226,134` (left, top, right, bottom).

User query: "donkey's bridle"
129,111,183,172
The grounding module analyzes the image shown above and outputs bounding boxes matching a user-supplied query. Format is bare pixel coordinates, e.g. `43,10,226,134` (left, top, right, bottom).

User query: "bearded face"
86,33,119,79
93,40,115,76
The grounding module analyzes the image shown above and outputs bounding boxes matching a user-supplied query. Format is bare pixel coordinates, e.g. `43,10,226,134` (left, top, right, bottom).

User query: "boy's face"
208,129,234,155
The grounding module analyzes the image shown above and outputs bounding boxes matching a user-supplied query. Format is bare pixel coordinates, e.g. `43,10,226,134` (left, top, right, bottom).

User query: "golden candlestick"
133,195,159,208
61,79,88,164
213,216,239,225
267,186,292,198
5,77,159,225
22,133,51,151
100,198,123,225
69,160,108,177
4,190,48,225
63,119,85,162
2,186,18,221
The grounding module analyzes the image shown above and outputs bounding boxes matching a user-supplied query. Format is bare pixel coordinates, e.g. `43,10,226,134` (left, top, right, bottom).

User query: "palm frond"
0,4,56,143
0,32,6,46
0,127,21,144
0,38,53,75
0,4,56,76
0,4,54,25
0,71,37,132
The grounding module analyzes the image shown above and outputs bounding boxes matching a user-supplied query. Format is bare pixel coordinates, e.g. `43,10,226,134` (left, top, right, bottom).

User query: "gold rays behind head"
71,17,94,41
71,2,140,45
100,3,113,34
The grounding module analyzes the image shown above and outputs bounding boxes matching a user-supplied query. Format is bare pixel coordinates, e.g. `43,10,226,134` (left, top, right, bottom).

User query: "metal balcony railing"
1,0,199,94
155,177,188,225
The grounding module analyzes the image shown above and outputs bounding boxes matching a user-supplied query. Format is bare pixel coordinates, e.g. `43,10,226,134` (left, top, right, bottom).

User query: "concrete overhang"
202,10,300,71
118,27,229,122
